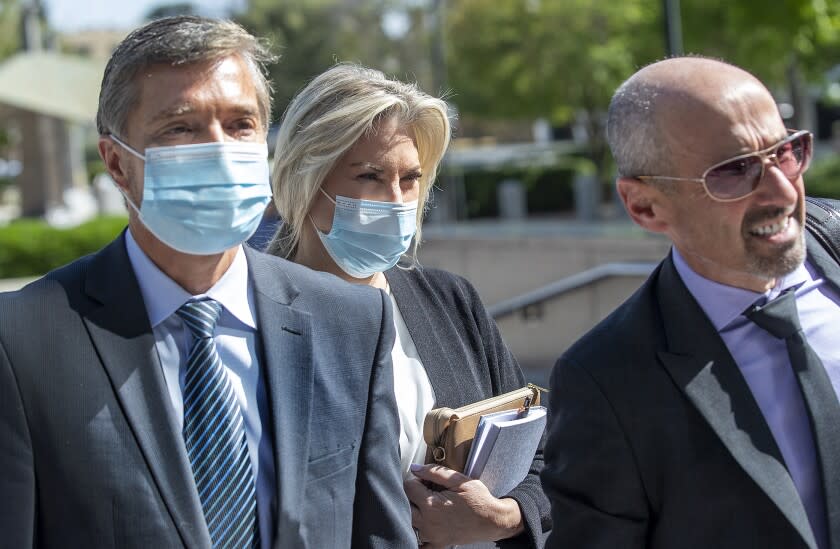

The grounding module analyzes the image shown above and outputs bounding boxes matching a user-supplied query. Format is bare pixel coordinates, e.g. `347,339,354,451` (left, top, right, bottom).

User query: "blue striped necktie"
177,298,259,549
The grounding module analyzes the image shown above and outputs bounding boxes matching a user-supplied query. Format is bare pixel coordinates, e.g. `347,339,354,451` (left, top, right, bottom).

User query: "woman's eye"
358,173,381,181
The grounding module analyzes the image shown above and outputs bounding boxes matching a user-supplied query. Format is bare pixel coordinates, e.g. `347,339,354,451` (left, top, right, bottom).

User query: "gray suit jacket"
0,234,414,548
541,235,840,549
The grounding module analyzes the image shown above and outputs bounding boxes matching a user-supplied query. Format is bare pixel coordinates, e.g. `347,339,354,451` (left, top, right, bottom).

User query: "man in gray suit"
0,16,414,548
542,57,840,548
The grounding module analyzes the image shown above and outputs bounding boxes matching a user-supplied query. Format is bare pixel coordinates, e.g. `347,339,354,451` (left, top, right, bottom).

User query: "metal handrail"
488,262,657,320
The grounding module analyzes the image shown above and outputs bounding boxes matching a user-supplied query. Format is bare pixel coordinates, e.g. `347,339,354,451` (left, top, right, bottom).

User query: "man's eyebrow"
147,104,261,123
226,105,261,117
147,104,195,123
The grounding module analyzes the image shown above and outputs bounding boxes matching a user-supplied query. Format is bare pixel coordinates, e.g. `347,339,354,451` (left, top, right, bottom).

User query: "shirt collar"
125,229,256,329
671,247,810,332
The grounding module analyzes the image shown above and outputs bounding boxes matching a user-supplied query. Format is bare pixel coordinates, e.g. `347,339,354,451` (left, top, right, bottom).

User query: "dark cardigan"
385,264,551,549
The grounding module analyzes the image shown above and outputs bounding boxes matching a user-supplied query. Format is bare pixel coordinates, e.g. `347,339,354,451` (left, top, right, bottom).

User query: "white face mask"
111,135,272,255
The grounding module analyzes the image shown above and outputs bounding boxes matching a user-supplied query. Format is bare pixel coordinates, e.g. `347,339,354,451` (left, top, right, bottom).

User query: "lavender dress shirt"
672,248,840,549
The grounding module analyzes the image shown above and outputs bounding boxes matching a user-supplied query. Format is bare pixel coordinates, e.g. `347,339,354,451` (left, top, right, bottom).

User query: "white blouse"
387,291,437,478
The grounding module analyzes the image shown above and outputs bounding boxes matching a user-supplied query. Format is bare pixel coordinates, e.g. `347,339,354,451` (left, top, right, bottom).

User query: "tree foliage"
680,0,840,128
445,0,662,183
681,0,840,86
446,0,661,124
146,3,196,20
446,0,840,122
236,0,434,122
444,0,840,183
0,0,21,59
233,0,840,186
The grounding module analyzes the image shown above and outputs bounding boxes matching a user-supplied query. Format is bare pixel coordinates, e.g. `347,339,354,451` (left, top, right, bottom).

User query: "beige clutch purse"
422,384,542,472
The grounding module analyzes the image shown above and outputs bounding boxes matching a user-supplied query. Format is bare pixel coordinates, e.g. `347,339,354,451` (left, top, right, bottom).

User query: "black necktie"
746,288,840,549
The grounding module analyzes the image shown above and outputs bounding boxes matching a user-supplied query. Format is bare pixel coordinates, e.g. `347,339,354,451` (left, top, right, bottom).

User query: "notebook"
463,405,547,497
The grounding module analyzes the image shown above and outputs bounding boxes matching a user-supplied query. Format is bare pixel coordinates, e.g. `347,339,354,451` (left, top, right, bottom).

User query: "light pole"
663,0,684,56
430,0,447,94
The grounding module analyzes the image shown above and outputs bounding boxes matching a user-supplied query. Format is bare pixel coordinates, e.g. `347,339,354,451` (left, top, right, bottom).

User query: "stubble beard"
743,202,806,280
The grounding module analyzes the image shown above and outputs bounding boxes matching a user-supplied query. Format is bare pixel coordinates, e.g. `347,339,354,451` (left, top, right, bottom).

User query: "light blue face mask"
111,135,272,255
314,188,418,278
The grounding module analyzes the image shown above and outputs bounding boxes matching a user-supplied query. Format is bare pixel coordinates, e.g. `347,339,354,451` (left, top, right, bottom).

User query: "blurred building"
0,51,105,218
60,29,127,61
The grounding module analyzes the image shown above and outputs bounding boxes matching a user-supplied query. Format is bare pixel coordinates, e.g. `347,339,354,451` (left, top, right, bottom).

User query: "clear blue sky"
43,0,247,32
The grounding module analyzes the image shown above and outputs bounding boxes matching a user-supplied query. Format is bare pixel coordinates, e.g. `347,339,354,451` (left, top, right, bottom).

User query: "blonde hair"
266,63,451,261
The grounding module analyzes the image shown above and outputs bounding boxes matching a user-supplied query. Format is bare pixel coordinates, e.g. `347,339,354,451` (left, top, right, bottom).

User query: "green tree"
445,0,662,187
0,0,21,59
682,0,840,85
236,0,435,122
681,0,840,129
445,0,840,187
238,0,346,121
146,3,196,20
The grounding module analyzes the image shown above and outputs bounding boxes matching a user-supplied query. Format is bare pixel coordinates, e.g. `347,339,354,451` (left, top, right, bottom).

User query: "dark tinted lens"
788,133,811,175
705,155,763,200
775,134,808,178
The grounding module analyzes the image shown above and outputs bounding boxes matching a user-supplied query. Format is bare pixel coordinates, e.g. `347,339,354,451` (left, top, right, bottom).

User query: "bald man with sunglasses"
541,57,840,549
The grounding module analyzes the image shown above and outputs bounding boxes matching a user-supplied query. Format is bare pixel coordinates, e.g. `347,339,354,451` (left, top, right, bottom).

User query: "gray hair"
96,15,275,136
606,78,671,178
266,63,451,260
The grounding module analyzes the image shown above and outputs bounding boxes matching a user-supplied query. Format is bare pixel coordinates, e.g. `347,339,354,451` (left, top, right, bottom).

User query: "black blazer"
541,234,840,549
386,265,551,548
0,234,414,549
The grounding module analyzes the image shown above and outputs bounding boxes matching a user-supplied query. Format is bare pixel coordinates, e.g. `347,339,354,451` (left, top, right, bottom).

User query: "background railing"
488,262,657,319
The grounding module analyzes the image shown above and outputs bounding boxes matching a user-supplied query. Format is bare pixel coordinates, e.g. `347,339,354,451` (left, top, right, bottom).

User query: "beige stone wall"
416,228,672,383
417,229,670,304
493,275,652,385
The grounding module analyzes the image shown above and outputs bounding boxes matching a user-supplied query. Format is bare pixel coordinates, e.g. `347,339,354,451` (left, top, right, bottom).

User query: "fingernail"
409,463,422,472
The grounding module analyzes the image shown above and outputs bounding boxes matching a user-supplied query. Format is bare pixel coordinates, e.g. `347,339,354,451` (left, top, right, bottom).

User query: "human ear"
97,136,132,193
616,177,670,233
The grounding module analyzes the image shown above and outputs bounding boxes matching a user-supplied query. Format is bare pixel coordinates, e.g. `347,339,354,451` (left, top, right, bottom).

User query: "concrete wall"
493,274,652,385
417,221,671,383
418,223,670,304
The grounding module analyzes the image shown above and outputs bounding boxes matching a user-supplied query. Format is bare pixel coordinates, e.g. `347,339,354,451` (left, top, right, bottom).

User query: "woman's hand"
404,463,524,548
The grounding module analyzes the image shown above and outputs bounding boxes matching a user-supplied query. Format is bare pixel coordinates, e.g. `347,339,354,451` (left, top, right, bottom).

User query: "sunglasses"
637,130,813,202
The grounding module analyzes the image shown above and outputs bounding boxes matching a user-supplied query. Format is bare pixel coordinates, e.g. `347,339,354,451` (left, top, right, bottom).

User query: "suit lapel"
82,234,210,549
656,255,817,549
245,248,313,548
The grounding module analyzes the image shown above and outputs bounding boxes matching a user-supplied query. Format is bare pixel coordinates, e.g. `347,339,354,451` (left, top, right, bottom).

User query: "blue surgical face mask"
111,135,272,255
313,188,418,278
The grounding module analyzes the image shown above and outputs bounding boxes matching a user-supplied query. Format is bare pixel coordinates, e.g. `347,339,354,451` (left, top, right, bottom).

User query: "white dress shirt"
125,230,275,549
387,290,436,479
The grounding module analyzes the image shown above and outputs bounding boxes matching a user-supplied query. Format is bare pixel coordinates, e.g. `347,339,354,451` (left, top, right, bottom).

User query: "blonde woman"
267,64,549,548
